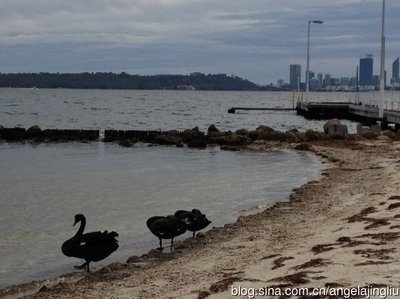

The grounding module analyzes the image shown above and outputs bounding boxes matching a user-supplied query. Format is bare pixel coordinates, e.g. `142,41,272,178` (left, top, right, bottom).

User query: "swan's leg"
170,238,174,252
86,262,91,272
157,238,163,252
192,231,196,238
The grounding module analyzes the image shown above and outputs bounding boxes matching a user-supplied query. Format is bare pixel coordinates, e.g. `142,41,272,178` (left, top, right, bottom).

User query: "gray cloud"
0,0,399,83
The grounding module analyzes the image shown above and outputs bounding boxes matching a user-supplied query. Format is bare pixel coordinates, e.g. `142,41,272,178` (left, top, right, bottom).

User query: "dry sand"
2,138,400,299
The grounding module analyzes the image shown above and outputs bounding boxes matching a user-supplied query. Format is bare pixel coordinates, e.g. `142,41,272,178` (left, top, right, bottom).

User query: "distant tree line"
0,72,282,91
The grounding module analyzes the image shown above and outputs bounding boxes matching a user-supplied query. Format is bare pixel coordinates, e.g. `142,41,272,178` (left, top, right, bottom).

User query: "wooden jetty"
297,101,400,129
228,107,295,113
296,101,377,121
227,93,400,130
296,102,351,120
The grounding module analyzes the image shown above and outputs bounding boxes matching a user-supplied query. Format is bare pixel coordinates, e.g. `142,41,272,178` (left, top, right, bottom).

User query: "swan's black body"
146,215,186,251
175,209,211,237
61,214,119,272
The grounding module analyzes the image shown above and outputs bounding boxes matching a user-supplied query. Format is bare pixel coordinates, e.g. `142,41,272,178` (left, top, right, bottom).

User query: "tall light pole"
379,0,386,118
306,20,323,101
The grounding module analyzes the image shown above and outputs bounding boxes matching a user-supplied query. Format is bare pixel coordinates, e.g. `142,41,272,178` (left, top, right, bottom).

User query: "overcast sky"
0,0,399,84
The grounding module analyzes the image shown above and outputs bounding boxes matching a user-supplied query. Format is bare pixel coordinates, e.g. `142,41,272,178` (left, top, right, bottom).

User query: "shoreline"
2,137,400,298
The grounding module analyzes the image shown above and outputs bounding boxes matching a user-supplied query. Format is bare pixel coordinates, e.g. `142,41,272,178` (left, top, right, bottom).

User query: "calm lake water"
0,88,334,288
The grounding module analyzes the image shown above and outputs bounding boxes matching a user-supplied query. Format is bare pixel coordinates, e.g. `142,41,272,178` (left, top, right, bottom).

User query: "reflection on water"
0,142,322,288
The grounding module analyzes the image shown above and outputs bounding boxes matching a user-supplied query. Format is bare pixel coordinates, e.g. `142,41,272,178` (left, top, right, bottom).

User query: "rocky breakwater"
3,119,400,149
102,122,356,150
0,126,99,142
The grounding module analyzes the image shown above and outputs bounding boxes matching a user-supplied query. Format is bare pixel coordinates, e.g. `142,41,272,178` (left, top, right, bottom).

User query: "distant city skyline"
0,1,400,85
286,54,400,90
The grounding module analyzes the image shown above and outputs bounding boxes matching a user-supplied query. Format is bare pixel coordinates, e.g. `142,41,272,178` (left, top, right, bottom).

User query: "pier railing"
353,91,400,111
352,91,379,107
385,101,400,111
292,91,304,108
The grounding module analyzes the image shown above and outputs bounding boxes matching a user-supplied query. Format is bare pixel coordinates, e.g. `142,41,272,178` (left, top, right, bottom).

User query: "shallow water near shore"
0,141,322,288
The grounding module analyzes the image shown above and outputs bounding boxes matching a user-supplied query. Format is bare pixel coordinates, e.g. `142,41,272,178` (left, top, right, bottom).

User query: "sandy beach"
2,137,400,299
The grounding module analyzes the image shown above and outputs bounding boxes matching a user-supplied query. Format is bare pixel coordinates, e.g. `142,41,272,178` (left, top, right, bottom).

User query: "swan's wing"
147,217,180,238
146,216,165,228
175,211,194,225
75,232,97,248
174,210,190,217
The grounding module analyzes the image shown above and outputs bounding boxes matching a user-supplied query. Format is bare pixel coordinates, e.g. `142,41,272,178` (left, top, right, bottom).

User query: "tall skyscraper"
317,73,323,89
359,54,373,86
393,57,399,83
289,64,301,89
324,74,331,86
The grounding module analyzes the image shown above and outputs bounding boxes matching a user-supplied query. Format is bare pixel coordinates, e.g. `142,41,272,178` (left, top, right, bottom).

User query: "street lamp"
379,0,386,119
306,20,323,100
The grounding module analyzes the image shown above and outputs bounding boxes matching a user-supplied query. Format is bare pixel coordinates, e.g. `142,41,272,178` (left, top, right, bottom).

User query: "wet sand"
2,137,400,298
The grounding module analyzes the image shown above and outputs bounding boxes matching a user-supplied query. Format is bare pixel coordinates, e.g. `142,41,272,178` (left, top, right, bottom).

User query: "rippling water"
0,88,358,132
0,88,327,288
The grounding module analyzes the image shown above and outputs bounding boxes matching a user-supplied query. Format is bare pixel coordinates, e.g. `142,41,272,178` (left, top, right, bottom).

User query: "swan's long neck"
75,218,86,236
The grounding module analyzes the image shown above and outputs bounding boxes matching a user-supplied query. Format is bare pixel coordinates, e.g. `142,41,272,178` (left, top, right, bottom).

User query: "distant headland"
0,72,287,91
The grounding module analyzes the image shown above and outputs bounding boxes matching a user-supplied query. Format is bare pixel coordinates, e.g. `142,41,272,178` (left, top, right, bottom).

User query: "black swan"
175,209,211,237
61,214,119,272
146,215,186,252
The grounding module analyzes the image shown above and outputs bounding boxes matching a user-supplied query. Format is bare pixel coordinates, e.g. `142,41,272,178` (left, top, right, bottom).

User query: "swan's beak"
73,219,78,226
